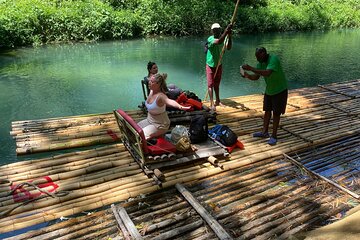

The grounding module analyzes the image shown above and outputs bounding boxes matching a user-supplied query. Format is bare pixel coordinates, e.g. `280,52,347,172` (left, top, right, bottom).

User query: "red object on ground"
11,176,59,202
226,140,245,153
107,129,119,140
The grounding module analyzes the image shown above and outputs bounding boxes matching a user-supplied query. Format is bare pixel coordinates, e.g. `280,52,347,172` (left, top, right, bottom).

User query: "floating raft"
11,109,214,155
5,135,359,239
1,79,360,238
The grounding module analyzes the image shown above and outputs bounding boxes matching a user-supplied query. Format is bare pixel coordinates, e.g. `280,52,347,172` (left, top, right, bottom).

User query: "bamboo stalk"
221,182,314,230
16,134,120,155
283,153,360,199
176,183,233,240
151,219,204,240
4,210,111,240
139,208,195,234
0,180,158,233
0,153,132,183
116,206,143,240
3,80,360,236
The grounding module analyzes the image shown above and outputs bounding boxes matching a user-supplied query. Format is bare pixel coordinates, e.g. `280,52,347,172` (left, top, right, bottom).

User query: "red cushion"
116,109,176,155
148,137,176,155
116,109,148,153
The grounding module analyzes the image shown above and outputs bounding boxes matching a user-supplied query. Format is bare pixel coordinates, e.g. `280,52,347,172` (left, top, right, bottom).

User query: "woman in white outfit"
138,73,191,140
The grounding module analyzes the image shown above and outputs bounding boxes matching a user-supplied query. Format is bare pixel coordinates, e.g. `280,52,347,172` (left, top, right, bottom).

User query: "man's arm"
214,24,232,45
243,71,260,81
242,64,272,77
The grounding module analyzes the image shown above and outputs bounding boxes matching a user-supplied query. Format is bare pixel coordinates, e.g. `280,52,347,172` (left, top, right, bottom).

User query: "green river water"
1,29,360,165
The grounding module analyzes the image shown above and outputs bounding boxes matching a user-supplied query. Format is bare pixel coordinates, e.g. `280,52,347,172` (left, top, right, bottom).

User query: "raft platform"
1,79,360,239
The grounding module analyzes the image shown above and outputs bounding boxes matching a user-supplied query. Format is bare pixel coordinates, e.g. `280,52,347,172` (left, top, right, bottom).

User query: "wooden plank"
152,219,204,240
117,206,144,240
147,138,227,169
283,153,360,199
111,204,131,240
175,183,233,240
148,147,226,170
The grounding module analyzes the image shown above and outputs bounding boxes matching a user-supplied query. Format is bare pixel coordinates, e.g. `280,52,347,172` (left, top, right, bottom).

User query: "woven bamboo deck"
1,79,360,239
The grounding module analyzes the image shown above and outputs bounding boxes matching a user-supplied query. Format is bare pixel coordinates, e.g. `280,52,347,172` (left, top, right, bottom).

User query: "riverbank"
1,0,360,48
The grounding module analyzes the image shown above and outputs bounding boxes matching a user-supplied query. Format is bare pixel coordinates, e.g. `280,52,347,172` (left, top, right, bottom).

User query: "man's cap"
211,23,221,30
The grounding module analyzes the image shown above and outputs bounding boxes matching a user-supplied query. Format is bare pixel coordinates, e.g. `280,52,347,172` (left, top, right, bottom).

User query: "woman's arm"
159,94,191,110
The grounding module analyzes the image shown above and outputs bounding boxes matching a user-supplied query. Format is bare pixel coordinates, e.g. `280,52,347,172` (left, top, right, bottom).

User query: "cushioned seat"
116,109,176,156
148,137,176,155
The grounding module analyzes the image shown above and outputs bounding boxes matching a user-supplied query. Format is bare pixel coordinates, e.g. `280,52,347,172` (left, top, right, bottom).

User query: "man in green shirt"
206,23,232,111
242,47,288,145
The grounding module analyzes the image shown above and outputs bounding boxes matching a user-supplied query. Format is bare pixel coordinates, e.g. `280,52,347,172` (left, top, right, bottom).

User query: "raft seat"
147,137,176,155
115,109,176,156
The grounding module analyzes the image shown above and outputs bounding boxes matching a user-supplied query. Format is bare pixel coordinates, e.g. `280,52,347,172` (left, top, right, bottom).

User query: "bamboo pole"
0,143,125,171
0,180,158,233
3,80,360,236
151,219,204,240
176,183,233,240
116,206,143,240
1,158,352,240
221,182,315,230
16,134,120,155
205,0,241,101
283,153,360,199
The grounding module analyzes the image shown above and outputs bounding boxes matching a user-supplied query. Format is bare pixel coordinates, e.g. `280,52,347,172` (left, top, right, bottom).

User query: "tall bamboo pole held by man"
205,0,241,104
214,0,241,76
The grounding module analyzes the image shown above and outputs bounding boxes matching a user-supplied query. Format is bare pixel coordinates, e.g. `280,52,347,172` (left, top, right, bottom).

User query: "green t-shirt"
206,36,222,67
256,54,288,95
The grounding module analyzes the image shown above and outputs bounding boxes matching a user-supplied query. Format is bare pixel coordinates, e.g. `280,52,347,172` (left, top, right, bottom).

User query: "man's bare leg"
208,87,215,110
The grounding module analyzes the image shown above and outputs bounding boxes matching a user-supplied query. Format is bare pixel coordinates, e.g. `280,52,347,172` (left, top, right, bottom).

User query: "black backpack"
189,115,208,143
184,90,201,102
208,124,238,146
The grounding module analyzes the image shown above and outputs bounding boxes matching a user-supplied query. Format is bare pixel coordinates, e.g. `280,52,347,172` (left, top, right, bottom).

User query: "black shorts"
263,89,288,115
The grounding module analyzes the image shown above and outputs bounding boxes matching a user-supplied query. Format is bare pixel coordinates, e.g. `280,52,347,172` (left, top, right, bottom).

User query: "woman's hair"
147,61,156,76
153,73,168,93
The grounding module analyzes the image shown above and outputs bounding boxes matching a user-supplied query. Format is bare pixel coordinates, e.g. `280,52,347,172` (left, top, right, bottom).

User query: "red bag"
176,92,188,104
186,98,202,110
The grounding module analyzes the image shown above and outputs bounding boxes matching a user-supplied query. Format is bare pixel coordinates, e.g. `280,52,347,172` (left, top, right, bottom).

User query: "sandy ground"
292,205,360,240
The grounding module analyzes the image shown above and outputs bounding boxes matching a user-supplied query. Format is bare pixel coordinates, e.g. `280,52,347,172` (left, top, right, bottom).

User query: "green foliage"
0,0,139,47
238,0,360,32
0,0,359,48
102,0,140,10
135,0,234,36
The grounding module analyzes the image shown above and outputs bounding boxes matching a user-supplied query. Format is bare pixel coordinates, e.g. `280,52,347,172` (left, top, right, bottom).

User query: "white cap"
211,23,221,30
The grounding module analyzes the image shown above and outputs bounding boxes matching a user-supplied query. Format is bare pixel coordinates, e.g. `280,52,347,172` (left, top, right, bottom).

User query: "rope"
1,181,70,217
0,179,12,186
8,181,57,198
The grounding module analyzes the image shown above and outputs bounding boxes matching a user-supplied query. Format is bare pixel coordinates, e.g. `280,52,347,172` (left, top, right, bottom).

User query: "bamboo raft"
1,79,360,239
